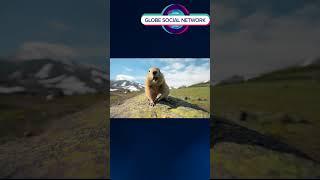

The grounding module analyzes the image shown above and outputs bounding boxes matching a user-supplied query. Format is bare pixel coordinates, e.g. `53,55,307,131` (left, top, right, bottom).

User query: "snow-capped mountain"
110,80,144,92
0,58,108,95
300,57,320,67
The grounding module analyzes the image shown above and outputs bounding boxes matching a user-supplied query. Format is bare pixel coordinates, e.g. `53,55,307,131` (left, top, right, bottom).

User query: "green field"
214,79,320,161
110,85,210,118
170,85,210,112
0,96,109,178
0,93,106,143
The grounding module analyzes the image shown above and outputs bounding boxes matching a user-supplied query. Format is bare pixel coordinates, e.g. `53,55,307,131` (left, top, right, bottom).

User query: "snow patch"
0,86,25,94
35,63,53,79
126,85,139,92
55,76,96,95
93,77,103,84
121,82,127,86
38,75,66,84
110,89,118,92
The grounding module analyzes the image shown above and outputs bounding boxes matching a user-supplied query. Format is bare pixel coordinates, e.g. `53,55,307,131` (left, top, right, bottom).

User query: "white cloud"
171,62,185,70
163,62,185,73
161,59,210,88
12,41,107,62
158,58,197,63
111,59,210,88
14,42,78,61
124,67,133,72
116,74,136,81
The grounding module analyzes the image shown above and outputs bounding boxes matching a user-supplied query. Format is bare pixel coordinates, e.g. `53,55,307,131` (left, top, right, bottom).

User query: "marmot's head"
147,67,164,84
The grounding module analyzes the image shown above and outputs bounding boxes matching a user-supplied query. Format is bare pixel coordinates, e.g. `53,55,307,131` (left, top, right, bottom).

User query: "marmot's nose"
153,71,156,75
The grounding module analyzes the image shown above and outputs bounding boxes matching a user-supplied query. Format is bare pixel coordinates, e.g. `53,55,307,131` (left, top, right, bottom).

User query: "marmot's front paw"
149,101,155,107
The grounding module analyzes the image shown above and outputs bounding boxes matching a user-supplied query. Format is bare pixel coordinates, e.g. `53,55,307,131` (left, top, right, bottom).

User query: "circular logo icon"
161,4,190,34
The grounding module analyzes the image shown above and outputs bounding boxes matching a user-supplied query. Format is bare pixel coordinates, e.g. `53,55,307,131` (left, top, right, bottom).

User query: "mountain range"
110,80,144,92
1,57,319,95
0,58,107,95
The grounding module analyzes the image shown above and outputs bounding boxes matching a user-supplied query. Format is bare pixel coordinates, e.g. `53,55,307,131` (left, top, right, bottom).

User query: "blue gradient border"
110,118,210,180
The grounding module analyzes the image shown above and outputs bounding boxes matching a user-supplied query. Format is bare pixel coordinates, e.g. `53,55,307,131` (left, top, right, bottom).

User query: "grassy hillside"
110,85,210,118
212,65,320,178
212,143,320,178
249,65,320,82
171,86,210,112
215,80,320,159
188,82,210,87
214,66,320,162
0,93,106,143
0,100,109,178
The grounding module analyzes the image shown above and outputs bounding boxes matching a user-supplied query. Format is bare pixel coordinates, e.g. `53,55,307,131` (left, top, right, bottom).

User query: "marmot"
145,67,170,107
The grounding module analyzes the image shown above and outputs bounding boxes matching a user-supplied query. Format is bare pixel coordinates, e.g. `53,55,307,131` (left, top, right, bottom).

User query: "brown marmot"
145,67,170,107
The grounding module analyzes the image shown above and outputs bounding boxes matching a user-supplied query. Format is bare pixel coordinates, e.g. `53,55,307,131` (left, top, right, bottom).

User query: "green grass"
0,93,106,143
212,143,320,178
170,86,210,112
188,82,210,87
0,98,109,178
110,86,210,112
110,86,210,118
214,80,320,161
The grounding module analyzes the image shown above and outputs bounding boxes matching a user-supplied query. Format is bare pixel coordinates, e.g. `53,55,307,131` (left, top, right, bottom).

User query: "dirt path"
0,101,109,178
110,94,209,118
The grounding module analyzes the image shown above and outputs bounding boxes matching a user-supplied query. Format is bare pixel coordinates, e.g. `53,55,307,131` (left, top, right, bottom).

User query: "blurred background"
0,0,109,178
211,0,320,178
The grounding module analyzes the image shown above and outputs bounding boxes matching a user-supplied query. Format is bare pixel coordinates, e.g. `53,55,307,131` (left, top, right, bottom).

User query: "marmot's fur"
145,67,169,106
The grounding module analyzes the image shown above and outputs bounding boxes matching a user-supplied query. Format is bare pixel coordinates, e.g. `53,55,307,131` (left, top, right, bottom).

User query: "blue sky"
110,58,210,88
